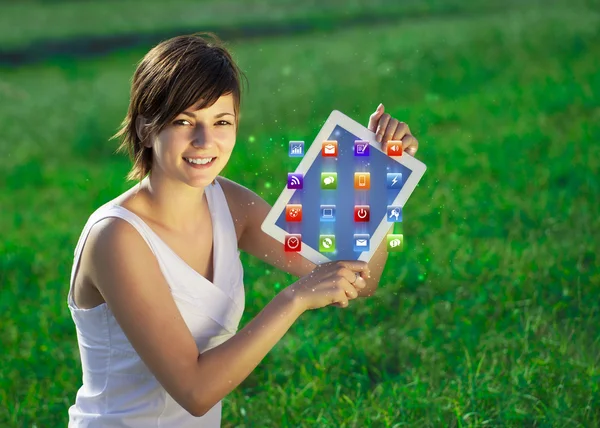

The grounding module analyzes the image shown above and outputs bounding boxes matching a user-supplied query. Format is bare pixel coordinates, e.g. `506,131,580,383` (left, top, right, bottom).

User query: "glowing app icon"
321,141,338,157
386,206,402,222
354,172,370,190
387,234,404,252
354,205,370,222
289,141,304,157
354,140,370,156
321,172,337,189
386,173,402,189
287,173,304,189
320,205,336,222
285,204,302,222
387,140,403,156
353,234,370,252
285,234,302,252
319,235,336,252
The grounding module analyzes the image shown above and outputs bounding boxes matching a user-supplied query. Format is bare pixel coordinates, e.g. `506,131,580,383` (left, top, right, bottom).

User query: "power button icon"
354,205,370,222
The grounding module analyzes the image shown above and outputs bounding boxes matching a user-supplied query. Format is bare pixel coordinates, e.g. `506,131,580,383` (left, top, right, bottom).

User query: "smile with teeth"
184,157,215,165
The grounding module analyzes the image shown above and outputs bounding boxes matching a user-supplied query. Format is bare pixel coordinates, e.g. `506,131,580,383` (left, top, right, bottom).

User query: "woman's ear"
135,116,151,147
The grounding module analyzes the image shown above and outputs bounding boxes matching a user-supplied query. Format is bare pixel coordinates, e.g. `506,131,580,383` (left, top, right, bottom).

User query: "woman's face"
149,93,237,188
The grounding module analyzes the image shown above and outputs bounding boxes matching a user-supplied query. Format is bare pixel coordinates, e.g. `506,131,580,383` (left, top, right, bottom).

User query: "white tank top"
67,181,245,427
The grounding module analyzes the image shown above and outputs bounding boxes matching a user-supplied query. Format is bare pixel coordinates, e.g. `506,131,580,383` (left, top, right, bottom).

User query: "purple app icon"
354,140,370,156
287,173,304,189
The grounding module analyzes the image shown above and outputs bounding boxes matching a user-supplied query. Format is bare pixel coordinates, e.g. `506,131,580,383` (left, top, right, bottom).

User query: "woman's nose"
191,127,215,148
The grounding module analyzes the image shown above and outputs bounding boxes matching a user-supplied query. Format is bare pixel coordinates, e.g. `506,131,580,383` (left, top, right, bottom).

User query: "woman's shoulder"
214,176,274,241
214,176,249,215
74,205,148,306
78,211,151,291
215,176,256,205
214,176,256,240
81,186,148,250
83,184,143,221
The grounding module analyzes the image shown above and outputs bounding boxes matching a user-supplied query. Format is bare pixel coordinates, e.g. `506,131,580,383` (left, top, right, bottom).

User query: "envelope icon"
322,141,338,157
356,239,368,247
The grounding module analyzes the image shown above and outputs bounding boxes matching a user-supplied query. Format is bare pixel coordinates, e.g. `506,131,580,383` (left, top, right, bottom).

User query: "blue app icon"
387,206,403,222
353,234,370,252
320,205,336,222
386,172,403,189
289,141,304,157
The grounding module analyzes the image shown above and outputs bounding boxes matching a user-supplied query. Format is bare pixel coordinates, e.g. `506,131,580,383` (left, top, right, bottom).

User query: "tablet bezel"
261,109,426,265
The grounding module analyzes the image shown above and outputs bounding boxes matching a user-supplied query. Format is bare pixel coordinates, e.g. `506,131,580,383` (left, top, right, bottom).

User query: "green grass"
1,2,600,427
1,0,595,50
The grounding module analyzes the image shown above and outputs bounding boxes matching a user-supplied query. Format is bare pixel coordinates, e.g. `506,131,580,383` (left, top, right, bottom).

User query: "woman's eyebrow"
180,111,235,118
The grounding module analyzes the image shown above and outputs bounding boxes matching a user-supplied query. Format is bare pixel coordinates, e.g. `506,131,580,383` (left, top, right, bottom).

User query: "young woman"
67,33,419,427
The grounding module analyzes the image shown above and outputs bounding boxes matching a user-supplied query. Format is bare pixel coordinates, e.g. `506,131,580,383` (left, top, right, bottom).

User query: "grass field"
1,0,599,426
2,0,586,50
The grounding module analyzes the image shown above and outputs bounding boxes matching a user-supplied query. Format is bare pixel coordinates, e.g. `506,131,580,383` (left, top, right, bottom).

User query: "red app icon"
321,140,338,157
284,234,302,252
387,140,403,156
354,205,370,222
285,204,303,222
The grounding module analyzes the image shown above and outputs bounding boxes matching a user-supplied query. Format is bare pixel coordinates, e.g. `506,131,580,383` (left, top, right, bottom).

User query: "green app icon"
387,234,404,252
321,172,337,189
319,235,336,252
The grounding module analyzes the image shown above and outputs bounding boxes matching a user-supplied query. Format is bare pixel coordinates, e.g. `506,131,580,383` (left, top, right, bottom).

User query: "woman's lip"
183,156,216,159
183,156,216,169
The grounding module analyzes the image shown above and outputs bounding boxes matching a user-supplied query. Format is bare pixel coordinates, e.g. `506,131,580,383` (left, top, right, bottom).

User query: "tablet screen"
274,125,412,261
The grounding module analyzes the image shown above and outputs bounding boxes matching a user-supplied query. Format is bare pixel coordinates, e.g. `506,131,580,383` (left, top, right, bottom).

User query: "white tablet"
261,110,427,265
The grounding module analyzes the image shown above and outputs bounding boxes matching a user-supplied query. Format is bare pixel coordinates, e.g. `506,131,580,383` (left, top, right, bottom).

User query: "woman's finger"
331,275,365,306
334,260,371,278
331,270,360,299
352,275,367,289
375,113,391,143
392,121,410,141
339,281,358,301
330,301,349,308
334,266,360,286
368,103,385,132
401,133,419,156
332,285,351,306
380,119,399,152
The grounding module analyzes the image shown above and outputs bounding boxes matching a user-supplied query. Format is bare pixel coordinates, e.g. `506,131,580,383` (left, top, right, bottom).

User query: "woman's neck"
129,175,211,234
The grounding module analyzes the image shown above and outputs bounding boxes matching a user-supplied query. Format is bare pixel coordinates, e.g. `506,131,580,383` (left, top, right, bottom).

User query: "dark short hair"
113,32,248,181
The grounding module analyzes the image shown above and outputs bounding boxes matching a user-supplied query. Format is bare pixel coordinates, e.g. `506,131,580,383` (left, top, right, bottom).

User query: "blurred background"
1,0,599,426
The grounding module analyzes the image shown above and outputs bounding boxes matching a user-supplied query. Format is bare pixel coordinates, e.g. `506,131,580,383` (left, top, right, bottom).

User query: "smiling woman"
135,93,237,188
112,33,245,183
66,32,389,427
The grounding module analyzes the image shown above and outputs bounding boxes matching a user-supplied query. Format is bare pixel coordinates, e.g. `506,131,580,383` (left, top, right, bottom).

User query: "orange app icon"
285,204,302,222
321,141,338,157
354,172,370,190
386,140,403,156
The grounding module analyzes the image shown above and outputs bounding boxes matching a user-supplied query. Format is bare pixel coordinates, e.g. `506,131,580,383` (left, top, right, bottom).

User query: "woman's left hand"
367,103,419,156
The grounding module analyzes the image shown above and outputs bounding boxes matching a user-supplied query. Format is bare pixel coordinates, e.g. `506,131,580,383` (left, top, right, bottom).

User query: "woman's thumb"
368,103,385,132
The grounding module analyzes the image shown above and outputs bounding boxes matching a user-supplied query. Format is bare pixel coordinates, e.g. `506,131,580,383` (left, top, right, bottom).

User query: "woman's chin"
184,176,216,188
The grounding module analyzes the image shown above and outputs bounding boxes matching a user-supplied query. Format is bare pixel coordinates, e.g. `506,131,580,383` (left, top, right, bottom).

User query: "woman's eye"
173,119,232,127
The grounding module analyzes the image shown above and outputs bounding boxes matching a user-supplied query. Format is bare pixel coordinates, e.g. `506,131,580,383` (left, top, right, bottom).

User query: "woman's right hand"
282,260,371,312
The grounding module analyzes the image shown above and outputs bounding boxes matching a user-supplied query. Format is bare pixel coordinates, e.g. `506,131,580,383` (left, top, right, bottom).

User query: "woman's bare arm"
83,218,305,416
219,176,386,296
